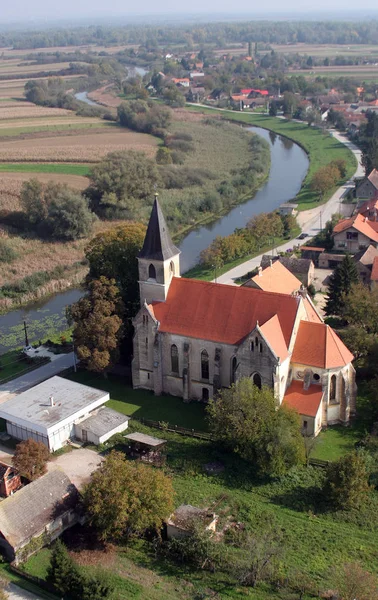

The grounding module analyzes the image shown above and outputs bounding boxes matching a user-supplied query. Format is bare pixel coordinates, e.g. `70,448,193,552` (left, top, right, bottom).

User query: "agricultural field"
0,128,159,162
292,64,378,80
271,42,378,58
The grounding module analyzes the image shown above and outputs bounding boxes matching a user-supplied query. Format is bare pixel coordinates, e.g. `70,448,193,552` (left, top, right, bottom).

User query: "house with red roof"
132,199,356,436
332,213,378,253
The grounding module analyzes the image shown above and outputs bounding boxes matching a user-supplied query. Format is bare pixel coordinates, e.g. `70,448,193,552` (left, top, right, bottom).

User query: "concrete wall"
333,229,373,253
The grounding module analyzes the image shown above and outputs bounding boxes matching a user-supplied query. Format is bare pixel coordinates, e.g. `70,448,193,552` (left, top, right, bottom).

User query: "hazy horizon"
2,7,378,28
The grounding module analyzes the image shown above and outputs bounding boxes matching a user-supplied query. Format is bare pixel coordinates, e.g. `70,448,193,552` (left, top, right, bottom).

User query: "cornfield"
0,106,73,120
0,144,157,162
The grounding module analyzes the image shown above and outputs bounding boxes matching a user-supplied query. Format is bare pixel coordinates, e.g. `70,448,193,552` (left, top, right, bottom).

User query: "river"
0,127,308,353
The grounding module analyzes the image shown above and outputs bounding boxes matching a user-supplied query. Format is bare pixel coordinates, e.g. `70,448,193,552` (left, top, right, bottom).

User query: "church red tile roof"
283,381,323,417
151,277,300,346
292,321,353,368
259,314,289,361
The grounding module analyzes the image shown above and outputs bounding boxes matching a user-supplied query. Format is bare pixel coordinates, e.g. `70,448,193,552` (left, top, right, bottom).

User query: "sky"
1,2,378,26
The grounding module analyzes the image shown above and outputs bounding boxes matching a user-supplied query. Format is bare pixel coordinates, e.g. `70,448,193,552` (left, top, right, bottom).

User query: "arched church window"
330,374,337,401
171,344,179,374
250,341,254,352
252,372,262,389
170,261,175,276
201,350,209,380
148,264,156,279
231,356,237,384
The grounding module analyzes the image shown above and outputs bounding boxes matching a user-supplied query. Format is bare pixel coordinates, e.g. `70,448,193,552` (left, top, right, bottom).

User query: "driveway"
47,447,104,490
0,352,75,404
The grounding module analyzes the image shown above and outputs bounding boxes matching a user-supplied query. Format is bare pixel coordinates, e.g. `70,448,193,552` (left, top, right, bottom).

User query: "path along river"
0,127,308,353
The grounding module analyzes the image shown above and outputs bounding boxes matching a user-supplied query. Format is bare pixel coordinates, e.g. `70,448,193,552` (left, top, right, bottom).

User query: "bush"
0,239,18,263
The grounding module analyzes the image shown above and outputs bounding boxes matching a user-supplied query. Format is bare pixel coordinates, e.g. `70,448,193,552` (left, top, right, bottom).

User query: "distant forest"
2,21,378,49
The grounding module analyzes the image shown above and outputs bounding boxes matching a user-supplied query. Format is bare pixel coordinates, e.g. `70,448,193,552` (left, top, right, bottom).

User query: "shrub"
0,239,18,263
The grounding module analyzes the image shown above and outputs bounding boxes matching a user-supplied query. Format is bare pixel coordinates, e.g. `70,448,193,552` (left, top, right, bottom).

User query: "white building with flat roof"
0,376,109,451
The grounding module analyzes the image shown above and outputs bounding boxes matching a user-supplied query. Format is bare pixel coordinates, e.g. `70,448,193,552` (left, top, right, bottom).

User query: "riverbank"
186,105,357,211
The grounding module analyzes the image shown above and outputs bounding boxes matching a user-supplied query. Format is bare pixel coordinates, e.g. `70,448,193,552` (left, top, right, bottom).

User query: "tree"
156,147,173,164
282,91,297,116
85,222,146,320
331,562,378,600
162,86,186,107
238,527,283,588
83,451,175,541
46,189,95,241
207,378,305,476
269,101,278,117
324,451,372,511
86,150,160,219
68,277,124,373
20,179,46,226
117,99,171,134
310,165,340,200
342,283,378,334
13,439,49,481
325,254,359,316
47,540,78,597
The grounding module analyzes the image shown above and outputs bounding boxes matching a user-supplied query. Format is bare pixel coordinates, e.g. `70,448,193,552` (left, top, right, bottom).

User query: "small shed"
167,504,218,539
75,407,129,445
279,203,298,216
0,462,21,497
124,432,167,465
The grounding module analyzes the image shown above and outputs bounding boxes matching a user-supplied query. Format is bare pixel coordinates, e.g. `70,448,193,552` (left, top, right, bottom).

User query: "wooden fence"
309,457,329,468
135,417,214,441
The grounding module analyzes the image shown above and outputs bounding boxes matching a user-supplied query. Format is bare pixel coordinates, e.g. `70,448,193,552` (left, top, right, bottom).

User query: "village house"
332,213,378,253
243,260,304,295
0,469,79,563
357,196,378,221
356,169,378,199
132,199,356,435
352,245,378,284
0,462,21,497
259,254,314,287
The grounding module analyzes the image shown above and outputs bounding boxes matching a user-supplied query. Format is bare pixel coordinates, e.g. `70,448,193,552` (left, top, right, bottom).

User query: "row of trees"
200,211,297,268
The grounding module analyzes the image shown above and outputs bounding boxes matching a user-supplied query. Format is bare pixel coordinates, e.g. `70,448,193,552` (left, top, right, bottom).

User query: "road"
0,352,75,404
216,130,363,285
6,584,43,600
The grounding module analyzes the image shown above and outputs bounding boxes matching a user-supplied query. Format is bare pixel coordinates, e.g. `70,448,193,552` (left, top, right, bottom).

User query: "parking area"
47,447,104,490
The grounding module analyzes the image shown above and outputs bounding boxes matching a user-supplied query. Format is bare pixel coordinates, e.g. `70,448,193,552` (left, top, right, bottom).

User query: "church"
132,197,356,436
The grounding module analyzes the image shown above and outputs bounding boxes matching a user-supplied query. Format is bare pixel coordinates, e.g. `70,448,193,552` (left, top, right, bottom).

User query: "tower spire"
138,196,180,261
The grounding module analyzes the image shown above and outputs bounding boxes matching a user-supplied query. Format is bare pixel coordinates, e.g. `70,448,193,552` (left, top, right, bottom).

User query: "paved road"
0,352,75,404
216,130,363,285
6,583,43,600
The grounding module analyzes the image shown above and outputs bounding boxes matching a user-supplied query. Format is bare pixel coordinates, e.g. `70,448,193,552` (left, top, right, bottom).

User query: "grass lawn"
311,425,362,461
0,348,47,385
64,370,208,431
22,422,378,599
186,106,357,211
0,163,91,175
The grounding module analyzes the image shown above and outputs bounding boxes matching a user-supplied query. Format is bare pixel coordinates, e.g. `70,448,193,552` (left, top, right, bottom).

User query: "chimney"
269,259,273,267
258,266,262,277
49,395,54,407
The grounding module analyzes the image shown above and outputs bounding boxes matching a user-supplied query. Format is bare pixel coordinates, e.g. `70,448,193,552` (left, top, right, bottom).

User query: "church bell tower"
137,194,181,306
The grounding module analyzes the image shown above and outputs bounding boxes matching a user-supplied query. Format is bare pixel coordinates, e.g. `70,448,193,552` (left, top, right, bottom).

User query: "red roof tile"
259,314,289,361
371,256,378,281
368,169,378,189
251,261,302,295
332,213,378,243
301,246,325,252
151,277,300,346
283,381,323,418
303,297,323,323
292,321,354,368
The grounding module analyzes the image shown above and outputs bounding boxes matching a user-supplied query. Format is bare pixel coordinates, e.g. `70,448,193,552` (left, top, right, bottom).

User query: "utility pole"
23,320,29,347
